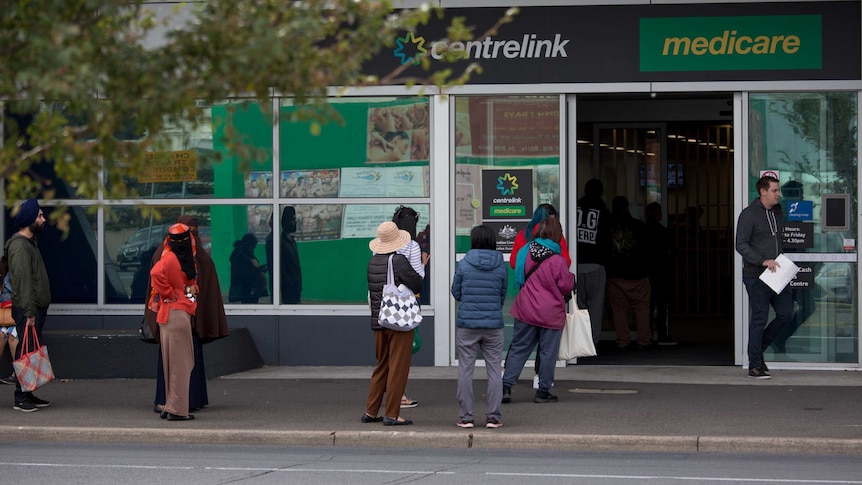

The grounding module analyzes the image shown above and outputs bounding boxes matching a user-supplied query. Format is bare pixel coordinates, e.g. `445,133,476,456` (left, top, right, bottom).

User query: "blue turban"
15,199,40,228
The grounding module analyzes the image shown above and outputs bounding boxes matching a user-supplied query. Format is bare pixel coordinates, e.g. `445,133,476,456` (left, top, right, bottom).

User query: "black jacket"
367,252,423,330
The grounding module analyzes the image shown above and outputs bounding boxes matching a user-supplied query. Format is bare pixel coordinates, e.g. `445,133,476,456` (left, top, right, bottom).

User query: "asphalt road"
3,442,862,484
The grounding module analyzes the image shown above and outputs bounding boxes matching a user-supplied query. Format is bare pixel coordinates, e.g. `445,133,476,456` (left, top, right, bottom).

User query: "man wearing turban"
4,198,52,412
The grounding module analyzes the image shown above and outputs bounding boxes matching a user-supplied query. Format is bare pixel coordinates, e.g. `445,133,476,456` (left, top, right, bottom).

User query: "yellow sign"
139,151,197,183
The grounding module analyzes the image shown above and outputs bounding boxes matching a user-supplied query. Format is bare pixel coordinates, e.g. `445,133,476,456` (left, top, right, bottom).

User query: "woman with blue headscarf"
509,204,571,270
502,216,575,404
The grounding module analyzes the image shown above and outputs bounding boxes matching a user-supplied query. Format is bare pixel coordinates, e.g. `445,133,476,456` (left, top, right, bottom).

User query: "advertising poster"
247,205,273,239
366,100,430,163
295,204,344,241
280,169,340,198
340,167,426,197
245,171,274,198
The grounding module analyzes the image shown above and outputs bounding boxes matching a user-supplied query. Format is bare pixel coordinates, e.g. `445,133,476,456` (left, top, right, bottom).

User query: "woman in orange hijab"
149,223,198,421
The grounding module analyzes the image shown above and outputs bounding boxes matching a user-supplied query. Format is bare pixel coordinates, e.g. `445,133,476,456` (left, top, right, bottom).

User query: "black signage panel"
365,2,860,84
485,221,525,253
790,263,815,289
783,222,814,248
481,169,534,220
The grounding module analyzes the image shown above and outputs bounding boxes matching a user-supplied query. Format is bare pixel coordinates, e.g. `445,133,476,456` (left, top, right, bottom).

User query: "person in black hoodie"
736,175,792,379
266,206,302,304
576,179,611,345
363,221,423,426
606,196,652,350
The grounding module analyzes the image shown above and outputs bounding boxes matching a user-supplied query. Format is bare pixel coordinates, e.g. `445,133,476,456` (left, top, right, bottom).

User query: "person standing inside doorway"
644,202,676,345
4,198,52,412
736,175,792,379
575,179,611,346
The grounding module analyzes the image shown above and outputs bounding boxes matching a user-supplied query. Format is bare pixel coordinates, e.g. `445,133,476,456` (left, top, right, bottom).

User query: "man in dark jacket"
576,178,611,345
606,196,651,350
4,198,52,412
736,175,792,379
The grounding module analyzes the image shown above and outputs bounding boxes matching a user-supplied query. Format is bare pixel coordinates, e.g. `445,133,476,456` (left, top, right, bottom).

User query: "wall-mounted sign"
783,222,813,248
481,169,534,220
485,221,524,253
786,200,813,221
640,15,823,72
790,263,815,289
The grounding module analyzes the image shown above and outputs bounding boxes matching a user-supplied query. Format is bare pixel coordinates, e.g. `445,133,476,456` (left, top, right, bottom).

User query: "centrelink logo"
496,173,519,196
393,32,570,66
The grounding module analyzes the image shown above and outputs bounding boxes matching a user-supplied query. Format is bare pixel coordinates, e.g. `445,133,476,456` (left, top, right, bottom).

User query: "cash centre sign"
640,15,822,71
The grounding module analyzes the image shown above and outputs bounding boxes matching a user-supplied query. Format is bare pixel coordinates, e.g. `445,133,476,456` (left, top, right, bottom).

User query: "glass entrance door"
747,92,858,365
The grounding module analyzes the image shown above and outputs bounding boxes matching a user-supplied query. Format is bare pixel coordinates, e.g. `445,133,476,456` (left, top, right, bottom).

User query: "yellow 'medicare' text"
663,30,801,56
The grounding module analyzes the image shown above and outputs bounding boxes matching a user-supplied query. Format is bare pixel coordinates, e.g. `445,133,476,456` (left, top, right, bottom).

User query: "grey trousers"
577,263,606,344
456,327,504,422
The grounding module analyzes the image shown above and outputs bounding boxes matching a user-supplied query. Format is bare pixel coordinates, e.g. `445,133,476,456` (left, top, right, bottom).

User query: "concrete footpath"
1,365,861,455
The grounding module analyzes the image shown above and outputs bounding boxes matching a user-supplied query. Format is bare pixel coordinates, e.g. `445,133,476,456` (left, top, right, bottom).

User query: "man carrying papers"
736,175,793,379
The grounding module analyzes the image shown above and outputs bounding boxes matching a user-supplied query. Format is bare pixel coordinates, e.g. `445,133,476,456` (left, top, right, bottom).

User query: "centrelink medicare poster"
481,169,533,253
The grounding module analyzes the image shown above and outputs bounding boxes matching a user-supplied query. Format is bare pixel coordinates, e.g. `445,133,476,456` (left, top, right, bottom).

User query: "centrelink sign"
364,3,858,84
640,15,823,71
394,32,570,66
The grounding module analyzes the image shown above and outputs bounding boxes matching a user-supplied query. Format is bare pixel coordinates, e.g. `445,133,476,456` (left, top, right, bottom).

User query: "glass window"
748,92,858,363
453,95,563,355
279,97,431,195
106,100,273,200
3,205,98,303
107,204,272,305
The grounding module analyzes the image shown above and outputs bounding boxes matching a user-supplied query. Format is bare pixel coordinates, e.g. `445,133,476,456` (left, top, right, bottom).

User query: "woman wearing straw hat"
362,221,423,426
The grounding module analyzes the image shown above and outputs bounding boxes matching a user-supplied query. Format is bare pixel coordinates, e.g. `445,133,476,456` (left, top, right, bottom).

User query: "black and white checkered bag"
378,255,422,331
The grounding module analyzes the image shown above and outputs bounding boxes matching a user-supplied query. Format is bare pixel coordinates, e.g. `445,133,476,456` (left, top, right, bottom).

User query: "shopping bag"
378,255,422,331
12,325,55,392
559,293,597,360
412,329,422,355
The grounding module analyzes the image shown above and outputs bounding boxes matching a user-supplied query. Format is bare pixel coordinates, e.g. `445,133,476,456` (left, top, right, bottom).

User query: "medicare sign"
640,15,822,72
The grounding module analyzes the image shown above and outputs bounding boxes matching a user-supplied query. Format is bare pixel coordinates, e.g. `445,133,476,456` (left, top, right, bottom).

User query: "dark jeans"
12,305,48,404
649,275,671,341
743,276,792,370
502,318,562,393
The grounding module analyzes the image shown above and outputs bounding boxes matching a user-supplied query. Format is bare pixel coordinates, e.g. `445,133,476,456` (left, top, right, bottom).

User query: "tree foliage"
1,1,517,212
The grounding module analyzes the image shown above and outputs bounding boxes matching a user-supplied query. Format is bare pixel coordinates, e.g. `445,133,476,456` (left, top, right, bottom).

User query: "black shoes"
748,367,771,379
29,395,51,408
361,413,384,423
382,417,413,426
166,413,194,421
502,386,512,404
534,390,559,403
13,401,38,412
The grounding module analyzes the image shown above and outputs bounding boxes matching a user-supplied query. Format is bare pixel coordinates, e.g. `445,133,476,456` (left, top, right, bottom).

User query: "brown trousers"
365,328,413,419
607,277,652,347
160,308,194,417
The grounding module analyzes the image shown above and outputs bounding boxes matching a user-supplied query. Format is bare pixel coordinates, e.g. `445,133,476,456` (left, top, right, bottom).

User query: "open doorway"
573,93,735,365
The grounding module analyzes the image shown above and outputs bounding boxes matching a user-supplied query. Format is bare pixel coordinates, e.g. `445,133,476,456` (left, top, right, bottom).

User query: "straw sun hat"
369,221,411,254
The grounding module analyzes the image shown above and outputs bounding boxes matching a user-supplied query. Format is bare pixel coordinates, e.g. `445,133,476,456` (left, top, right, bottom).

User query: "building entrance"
574,94,735,365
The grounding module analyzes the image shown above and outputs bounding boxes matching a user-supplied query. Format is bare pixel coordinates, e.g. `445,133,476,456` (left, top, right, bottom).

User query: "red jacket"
509,230,572,269
150,252,198,324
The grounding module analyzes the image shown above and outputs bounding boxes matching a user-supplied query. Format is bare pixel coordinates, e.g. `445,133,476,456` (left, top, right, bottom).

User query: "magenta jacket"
511,252,575,330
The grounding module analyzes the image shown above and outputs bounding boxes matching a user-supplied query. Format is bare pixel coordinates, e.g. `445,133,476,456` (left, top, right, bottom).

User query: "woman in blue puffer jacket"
451,225,508,429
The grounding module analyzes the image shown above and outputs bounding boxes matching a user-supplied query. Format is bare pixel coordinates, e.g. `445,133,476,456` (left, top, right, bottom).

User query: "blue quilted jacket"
451,249,508,329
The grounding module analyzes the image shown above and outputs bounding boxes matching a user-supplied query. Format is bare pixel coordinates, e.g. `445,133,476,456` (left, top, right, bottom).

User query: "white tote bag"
559,292,597,360
378,255,422,331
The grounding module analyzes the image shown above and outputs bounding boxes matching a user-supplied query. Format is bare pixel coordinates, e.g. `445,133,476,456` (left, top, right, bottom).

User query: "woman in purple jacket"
502,216,576,404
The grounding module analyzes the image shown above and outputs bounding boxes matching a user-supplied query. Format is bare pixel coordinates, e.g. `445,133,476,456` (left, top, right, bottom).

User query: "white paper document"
758,253,800,294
